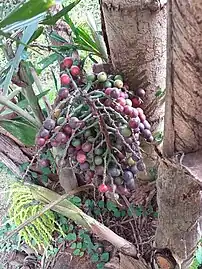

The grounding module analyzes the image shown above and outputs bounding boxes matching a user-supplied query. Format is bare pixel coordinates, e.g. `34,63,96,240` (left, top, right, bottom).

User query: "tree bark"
156,1,202,268
100,0,167,130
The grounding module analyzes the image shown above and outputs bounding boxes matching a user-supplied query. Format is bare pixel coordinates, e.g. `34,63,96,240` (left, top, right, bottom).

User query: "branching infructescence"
35,56,153,196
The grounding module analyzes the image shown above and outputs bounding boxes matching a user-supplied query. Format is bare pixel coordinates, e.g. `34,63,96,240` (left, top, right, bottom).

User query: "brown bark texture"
163,0,202,156
101,0,167,130
155,157,202,269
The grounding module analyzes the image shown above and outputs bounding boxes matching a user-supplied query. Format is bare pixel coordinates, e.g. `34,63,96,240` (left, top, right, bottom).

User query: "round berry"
63,124,72,135
94,156,103,165
143,120,151,130
82,142,92,153
43,119,56,130
98,184,108,193
36,137,46,147
69,117,80,129
114,79,123,89
55,132,68,144
97,72,107,82
136,88,146,99
58,87,69,99
60,74,71,85
132,97,142,107
125,99,132,106
120,126,132,137
117,97,126,106
110,88,120,99
63,57,73,68
39,128,49,138
105,88,112,95
76,151,86,164
70,65,80,76
129,118,140,129
39,159,50,168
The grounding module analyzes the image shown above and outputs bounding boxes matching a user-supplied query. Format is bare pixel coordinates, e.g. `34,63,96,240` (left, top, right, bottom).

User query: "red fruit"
119,92,125,98
137,107,144,115
130,108,139,118
70,65,80,76
63,124,72,135
117,97,126,106
115,104,124,113
105,88,112,95
36,137,46,147
104,99,112,107
60,74,71,85
98,183,109,193
76,151,87,164
124,105,133,116
139,113,146,122
63,57,73,68
51,140,59,147
132,97,142,107
129,118,140,128
82,142,92,153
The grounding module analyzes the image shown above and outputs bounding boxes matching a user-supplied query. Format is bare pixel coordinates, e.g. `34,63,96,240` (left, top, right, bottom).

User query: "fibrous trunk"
156,1,202,268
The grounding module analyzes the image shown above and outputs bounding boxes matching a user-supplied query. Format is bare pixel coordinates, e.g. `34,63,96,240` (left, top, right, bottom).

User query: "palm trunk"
156,1,202,268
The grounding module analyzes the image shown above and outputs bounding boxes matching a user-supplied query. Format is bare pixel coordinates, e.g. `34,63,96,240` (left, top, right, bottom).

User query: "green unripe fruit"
103,80,112,88
71,139,81,147
94,148,104,155
114,177,123,186
57,117,66,125
97,72,107,83
120,126,132,138
84,130,92,138
114,79,124,89
114,75,123,81
94,156,103,165
87,73,96,82
88,136,95,142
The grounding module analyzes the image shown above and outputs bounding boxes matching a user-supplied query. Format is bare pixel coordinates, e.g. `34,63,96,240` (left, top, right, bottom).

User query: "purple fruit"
69,117,80,129
147,136,154,142
63,124,72,135
143,120,151,130
142,129,152,139
58,87,69,99
55,132,68,144
137,160,145,171
39,128,49,138
123,170,133,181
139,122,145,132
110,88,120,99
108,167,121,177
95,165,104,175
43,119,56,130
136,88,146,99
82,142,92,153
129,118,140,129
126,179,136,190
130,165,138,174
68,146,75,155
80,162,89,170
125,137,133,144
